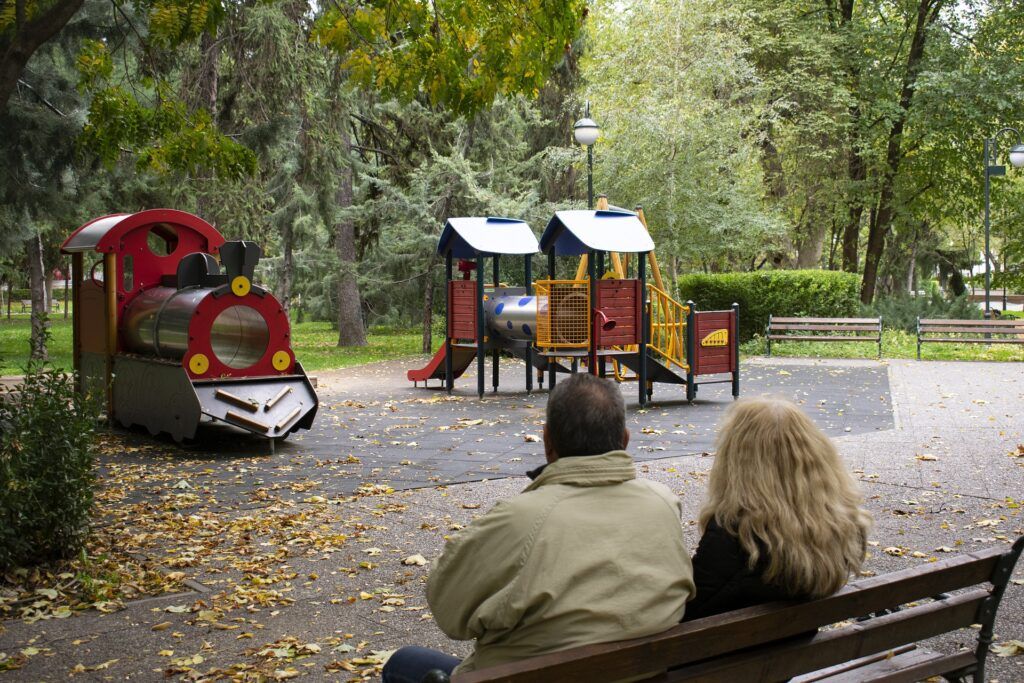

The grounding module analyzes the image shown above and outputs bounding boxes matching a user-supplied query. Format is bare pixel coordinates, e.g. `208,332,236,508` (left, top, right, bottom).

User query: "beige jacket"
427,450,695,674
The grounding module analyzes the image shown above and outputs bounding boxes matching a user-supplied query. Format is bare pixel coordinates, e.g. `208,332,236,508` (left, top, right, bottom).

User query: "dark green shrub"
677,270,861,342
0,367,96,570
867,290,980,333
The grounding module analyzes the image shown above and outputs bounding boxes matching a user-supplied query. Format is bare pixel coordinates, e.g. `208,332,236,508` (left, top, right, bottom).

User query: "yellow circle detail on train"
231,275,251,296
272,350,291,371
188,353,210,375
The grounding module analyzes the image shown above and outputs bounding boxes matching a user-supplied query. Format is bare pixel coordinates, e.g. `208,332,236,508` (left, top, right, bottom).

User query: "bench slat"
794,648,975,683
790,645,916,682
919,337,1024,344
919,318,1024,327
664,589,986,682
919,326,1024,335
772,317,879,324
453,548,1003,683
770,324,880,332
767,335,877,342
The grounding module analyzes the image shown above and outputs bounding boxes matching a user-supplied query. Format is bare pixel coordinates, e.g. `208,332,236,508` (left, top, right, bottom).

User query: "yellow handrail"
648,283,688,371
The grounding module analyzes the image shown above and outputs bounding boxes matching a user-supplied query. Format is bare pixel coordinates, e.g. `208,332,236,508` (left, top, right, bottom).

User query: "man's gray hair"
545,373,626,457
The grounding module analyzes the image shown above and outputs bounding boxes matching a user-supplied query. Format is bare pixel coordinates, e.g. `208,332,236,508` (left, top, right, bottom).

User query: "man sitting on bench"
382,374,696,683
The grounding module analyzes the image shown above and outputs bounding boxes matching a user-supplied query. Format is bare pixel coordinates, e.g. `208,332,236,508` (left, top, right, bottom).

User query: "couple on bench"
384,374,872,683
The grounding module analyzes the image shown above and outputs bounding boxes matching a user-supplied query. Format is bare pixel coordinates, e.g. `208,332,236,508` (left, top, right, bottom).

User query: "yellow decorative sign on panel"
700,328,728,347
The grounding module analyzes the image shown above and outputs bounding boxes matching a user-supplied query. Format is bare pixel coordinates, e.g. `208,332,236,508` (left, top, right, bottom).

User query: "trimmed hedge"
677,270,861,342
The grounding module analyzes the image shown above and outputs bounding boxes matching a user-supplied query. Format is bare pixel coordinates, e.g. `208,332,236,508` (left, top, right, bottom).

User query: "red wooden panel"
448,280,478,340
694,310,737,375
595,279,641,346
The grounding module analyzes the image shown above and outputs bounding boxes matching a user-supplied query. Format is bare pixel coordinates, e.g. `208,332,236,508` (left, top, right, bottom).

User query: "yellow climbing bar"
648,283,688,371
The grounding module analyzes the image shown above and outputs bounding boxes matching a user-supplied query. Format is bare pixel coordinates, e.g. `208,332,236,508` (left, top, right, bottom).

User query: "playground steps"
611,349,687,385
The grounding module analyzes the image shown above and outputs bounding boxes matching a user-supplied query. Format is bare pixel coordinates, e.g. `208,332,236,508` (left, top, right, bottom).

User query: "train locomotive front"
61,209,318,442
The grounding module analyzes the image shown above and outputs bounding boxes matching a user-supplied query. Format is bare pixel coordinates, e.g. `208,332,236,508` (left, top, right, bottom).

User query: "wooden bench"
917,317,1024,359
432,536,1022,683
766,316,882,358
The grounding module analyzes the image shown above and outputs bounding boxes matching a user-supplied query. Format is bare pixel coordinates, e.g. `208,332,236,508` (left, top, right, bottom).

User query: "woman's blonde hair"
699,397,872,598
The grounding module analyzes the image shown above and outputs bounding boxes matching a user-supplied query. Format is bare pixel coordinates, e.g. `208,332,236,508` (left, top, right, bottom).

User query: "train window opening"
123,255,133,291
210,305,269,369
147,224,179,257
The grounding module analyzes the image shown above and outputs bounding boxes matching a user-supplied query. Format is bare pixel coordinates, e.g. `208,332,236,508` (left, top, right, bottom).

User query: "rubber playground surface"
107,357,894,502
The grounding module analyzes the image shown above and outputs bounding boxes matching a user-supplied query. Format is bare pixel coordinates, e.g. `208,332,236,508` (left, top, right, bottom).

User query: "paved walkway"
0,357,1021,680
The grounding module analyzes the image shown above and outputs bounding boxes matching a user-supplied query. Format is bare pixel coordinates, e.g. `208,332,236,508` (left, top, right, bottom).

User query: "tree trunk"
0,0,85,110
421,262,435,353
906,240,917,294
334,103,366,347
838,1,865,274
795,222,826,268
860,0,943,303
44,269,53,312
841,123,866,273
26,232,48,361
280,220,293,319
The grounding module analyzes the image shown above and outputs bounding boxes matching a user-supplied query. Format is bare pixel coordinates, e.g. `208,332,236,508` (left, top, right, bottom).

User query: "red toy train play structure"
61,209,317,442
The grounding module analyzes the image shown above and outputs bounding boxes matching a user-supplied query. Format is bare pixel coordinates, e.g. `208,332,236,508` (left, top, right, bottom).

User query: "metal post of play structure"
686,300,696,402
445,253,453,394
639,252,648,406
548,249,557,389
525,254,533,393
476,255,485,399
588,249,598,376
732,302,740,399
492,256,500,393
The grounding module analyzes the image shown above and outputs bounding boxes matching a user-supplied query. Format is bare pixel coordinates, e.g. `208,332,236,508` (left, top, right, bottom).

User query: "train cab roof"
61,209,224,255
437,217,539,258
540,209,654,256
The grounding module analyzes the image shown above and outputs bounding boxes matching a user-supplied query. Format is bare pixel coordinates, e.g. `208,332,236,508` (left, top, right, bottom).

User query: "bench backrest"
919,318,1024,335
770,317,880,325
453,537,1023,683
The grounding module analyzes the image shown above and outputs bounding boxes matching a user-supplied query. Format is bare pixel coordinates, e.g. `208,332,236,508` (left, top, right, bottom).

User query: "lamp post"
573,102,600,209
983,127,1024,317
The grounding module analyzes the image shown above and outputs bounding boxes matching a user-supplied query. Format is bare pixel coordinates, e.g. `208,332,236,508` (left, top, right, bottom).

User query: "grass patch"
0,318,422,375
0,318,74,375
289,322,422,372
742,329,1024,362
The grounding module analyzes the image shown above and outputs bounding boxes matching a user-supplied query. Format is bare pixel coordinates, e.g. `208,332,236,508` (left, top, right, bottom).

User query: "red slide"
407,344,477,383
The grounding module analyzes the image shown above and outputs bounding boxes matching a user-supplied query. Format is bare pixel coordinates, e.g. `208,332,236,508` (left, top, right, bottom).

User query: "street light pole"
587,138,594,210
982,127,1024,317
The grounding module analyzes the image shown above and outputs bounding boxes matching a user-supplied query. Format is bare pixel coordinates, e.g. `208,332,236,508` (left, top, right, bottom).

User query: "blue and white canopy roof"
540,209,654,256
437,217,539,258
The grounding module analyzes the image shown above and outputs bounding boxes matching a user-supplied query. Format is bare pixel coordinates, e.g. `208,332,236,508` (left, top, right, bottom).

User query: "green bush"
867,290,980,333
677,270,861,342
0,367,97,570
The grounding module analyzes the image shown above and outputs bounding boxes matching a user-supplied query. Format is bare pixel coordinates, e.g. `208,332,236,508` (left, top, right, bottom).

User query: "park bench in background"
432,537,1022,683
766,316,882,358
917,317,1024,359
